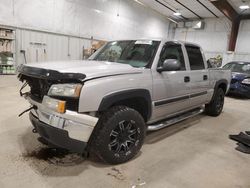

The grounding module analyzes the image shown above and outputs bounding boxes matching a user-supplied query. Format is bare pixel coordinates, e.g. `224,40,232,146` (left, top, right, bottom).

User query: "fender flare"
214,79,228,91
98,89,152,121
211,79,228,100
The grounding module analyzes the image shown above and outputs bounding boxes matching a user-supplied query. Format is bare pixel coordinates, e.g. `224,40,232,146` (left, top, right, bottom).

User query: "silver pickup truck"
18,39,231,164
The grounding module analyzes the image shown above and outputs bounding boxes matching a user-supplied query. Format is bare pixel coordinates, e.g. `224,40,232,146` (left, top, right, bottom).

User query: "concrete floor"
0,75,250,188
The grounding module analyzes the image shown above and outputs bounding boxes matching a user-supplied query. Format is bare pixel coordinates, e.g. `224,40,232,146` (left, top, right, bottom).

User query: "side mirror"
157,59,181,73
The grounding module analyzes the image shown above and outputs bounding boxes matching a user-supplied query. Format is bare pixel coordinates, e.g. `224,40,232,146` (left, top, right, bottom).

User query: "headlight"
48,84,82,98
242,78,250,85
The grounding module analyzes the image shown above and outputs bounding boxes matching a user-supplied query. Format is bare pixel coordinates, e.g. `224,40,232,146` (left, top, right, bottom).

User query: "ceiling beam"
155,0,188,20
210,0,241,51
210,0,238,21
195,0,219,18
228,18,240,51
155,0,175,13
174,0,203,19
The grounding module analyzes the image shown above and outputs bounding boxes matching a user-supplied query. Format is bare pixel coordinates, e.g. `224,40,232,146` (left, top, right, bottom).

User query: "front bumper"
229,82,250,97
30,112,87,153
26,95,98,143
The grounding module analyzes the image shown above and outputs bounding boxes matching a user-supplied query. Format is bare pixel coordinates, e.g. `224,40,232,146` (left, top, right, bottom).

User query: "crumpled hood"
24,60,143,80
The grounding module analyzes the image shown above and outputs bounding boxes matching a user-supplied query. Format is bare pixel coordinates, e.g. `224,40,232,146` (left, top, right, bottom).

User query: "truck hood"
23,60,143,80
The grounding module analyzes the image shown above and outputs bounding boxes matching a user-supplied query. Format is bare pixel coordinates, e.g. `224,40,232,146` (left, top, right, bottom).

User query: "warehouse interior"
0,0,250,187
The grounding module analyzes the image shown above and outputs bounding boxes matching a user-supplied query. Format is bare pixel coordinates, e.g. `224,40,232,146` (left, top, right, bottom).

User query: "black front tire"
205,88,225,116
90,106,146,164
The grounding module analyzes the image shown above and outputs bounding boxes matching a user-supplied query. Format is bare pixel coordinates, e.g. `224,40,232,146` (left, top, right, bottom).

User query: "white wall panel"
0,0,170,65
174,18,231,54
174,18,250,65
0,0,169,40
236,20,250,54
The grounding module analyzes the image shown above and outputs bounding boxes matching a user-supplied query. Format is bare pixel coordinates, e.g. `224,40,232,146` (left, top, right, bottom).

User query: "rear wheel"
205,88,225,116
90,106,145,164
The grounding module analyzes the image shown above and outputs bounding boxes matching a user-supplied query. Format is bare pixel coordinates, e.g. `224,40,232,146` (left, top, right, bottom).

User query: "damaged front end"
18,64,86,101
18,64,98,153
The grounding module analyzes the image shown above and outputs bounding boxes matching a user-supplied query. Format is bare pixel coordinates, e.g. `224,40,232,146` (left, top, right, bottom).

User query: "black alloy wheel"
108,120,140,157
205,88,225,116
90,106,145,164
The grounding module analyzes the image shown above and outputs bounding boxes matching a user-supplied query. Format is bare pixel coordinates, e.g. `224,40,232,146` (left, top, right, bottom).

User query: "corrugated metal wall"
15,29,92,66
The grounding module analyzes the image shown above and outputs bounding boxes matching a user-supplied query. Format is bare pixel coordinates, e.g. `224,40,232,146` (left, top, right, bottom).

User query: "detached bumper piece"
29,112,87,153
236,143,250,154
229,132,250,154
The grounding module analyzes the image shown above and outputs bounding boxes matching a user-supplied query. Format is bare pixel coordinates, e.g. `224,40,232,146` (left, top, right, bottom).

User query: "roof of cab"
108,38,202,48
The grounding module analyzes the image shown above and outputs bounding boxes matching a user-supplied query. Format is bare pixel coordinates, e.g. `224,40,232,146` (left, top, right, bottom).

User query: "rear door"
185,45,210,107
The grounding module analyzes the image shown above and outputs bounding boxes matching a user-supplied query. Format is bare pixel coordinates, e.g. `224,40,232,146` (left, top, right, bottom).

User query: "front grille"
32,79,52,101
66,99,79,111
20,75,79,112
231,79,238,84
51,96,79,111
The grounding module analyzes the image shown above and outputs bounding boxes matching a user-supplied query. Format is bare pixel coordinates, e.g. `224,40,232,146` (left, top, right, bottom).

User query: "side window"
159,43,186,70
185,45,205,70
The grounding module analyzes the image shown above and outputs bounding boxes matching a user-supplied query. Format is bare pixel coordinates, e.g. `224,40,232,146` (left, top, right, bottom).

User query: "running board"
147,108,204,131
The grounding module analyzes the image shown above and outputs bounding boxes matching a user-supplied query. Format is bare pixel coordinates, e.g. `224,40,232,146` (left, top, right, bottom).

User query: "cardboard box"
92,41,106,50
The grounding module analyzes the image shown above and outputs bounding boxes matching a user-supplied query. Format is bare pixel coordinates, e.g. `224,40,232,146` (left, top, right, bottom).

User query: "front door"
151,42,191,122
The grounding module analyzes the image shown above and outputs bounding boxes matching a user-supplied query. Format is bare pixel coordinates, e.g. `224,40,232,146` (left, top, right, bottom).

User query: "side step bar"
147,108,204,131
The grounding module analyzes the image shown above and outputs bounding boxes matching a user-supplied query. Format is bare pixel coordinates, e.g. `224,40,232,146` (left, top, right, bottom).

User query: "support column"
228,18,240,51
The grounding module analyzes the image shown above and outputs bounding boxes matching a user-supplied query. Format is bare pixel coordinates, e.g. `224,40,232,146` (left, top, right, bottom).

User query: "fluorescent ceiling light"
239,5,250,10
134,0,145,6
94,9,101,13
173,12,181,16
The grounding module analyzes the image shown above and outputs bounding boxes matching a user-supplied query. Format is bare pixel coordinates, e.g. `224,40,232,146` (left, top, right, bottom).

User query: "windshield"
223,62,250,74
89,40,160,68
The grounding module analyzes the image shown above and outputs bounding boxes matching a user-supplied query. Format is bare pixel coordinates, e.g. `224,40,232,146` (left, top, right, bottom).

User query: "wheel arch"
215,79,228,94
98,89,152,122
211,79,228,101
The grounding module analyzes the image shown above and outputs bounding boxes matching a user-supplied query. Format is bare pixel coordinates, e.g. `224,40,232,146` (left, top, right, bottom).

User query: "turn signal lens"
57,101,66,113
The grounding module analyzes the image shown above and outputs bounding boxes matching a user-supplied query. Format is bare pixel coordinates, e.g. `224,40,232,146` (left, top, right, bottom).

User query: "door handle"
184,76,190,83
203,75,208,80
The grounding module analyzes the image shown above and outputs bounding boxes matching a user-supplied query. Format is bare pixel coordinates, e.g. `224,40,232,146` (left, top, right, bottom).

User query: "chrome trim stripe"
155,95,189,106
154,91,208,106
190,91,208,98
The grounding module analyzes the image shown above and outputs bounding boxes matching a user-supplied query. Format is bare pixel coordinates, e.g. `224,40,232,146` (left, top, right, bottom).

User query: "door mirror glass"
157,59,181,72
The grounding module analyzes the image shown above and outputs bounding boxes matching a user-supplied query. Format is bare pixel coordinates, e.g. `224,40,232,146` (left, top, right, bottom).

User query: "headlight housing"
48,84,82,98
242,78,250,85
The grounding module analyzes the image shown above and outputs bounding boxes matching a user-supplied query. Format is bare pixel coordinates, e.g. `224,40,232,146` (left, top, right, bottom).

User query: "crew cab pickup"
18,39,231,164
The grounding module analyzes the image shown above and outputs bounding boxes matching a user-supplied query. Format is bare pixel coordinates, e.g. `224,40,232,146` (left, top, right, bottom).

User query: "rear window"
185,45,205,70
